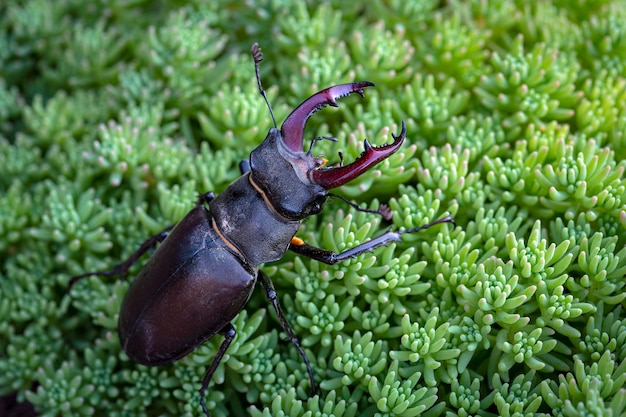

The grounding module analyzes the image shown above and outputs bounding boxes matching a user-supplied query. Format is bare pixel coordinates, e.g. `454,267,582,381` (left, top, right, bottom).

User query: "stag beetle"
69,43,454,416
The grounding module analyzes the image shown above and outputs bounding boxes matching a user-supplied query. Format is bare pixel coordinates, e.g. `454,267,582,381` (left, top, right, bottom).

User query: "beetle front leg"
200,323,236,417
289,215,455,264
258,271,317,396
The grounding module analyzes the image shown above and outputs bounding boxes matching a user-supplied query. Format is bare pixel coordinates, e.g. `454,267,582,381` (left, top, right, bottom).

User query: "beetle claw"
378,204,393,221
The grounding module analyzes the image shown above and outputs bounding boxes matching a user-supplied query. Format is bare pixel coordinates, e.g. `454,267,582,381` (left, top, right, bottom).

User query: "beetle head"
249,82,406,221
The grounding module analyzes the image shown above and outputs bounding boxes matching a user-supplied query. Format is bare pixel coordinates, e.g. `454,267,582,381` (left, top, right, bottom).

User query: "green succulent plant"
1,1,626,416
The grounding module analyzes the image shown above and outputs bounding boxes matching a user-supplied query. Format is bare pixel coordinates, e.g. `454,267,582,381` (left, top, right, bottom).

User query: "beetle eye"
302,195,326,217
314,195,327,212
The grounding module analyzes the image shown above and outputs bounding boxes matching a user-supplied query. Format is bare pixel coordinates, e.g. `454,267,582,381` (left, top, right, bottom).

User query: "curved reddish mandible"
311,121,406,189
280,82,374,152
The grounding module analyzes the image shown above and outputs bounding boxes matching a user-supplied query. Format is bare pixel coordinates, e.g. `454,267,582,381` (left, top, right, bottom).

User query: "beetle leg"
67,227,172,291
327,193,393,221
289,215,455,264
200,323,236,417
258,271,317,396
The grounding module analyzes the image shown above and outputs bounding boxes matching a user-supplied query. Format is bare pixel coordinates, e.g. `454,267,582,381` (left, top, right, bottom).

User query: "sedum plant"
1,1,626,416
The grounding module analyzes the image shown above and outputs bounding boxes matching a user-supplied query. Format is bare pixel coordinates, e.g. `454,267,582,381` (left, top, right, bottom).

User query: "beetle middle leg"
199,322,236,417
258,271,317,395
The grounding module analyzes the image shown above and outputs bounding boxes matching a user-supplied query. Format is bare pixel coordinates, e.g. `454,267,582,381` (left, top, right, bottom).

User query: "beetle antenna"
251,43,277,129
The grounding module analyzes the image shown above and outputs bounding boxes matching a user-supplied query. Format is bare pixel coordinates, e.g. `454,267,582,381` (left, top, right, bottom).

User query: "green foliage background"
1,0,626,416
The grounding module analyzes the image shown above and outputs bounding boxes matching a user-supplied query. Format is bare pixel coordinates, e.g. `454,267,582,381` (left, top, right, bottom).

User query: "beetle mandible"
69,43,454,416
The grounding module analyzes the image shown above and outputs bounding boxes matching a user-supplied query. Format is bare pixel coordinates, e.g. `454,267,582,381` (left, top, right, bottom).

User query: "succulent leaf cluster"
1,1,626,416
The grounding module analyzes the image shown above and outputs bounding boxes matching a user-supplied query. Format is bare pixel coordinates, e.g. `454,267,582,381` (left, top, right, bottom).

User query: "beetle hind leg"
258,271,317,396
200,323,236,417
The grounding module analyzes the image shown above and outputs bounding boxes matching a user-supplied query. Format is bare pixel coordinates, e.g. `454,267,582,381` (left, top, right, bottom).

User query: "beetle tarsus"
259,271,317,396
200,323,236,417
377,204,393,221
402,214,455,234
